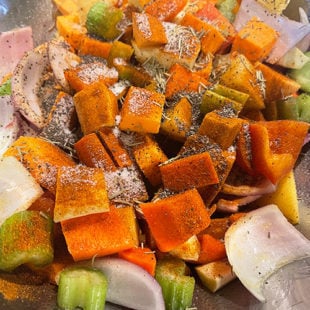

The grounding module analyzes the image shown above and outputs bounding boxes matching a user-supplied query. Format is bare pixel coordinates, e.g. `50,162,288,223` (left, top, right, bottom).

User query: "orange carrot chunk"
118,246,156,276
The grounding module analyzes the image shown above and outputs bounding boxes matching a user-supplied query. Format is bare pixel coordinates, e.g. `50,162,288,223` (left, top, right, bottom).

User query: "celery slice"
57,266,107,310
155,257,195,310
0,210,53,272
289,52,310,93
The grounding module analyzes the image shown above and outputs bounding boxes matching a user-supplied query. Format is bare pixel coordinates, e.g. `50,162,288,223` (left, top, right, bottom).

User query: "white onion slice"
0,156,43,226
48,38,80,92
91,257,165,310
11,43,50,129
225,204,310,302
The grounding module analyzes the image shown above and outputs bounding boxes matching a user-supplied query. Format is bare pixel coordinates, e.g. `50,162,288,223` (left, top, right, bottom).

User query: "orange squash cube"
98,127,133,168
160,97,192,142
198,110,244,149
219,52,265,110
132,134,168,187
64,62,118,92
56,15,87,50
132,12,168,48
4,136,76,194
73,81,119,135
54,165,110,222
119,86,165,134
74,133,117,172
61,205,139,261
140,189,211,252
232,17,278,63
181,13,226,55
160,152,219,192
79,36,112,59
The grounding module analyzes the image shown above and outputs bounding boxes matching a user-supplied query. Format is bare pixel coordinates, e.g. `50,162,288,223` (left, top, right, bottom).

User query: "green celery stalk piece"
86,2,123,41
155,257,195,310
0,210,53,272
216,0,238,22
57,266,108,310
289,51,310,93
276,96,299,120
0,78,11,96
297,93,310,123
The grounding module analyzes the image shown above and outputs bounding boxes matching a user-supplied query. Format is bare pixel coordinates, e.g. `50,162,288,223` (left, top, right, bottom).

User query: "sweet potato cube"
160,97,192,142
64,62,118,92
119,86,165,134
181,13,226,55
61,205,139,261
132,12,168,48
219,52,264,110
231,17,278,63
160,152,219,192
198,110,244,149
165,63,209,99
132,134,168,187
98,127,133,168
74,133,116,172
54,165,110,222
74,81,118,135
140,188,211,252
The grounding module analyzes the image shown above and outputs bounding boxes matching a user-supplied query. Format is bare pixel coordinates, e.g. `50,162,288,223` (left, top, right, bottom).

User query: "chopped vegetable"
155,256,195,310
57,266,107,310
289,51,310,92
225,204,310,302
0,210,53,272
0,78,11,96
86,2,123,41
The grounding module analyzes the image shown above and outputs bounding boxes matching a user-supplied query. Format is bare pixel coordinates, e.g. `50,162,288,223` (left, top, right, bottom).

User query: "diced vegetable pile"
0,0,310,309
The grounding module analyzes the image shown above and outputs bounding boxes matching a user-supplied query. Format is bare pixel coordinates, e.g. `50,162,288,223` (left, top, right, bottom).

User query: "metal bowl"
0,0,309,309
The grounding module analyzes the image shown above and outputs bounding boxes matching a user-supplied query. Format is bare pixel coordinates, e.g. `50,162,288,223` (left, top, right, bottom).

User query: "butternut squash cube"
79,36,112,59
61,205,139,261
74,133,117,172
73,81,118,135
132,12,168,48
160,97,192,142
231,17,278,63
107,40,134,67
54,165,110,222
165,63,209,99
98,127,133,168
255,62,300,103
160,152,219,192
64,62,118,92
119,86,165,134
198,110,244,149
132,22,201,69
219,52,265,110
140,188,210,252
132,134,168,187
180,13,226,55
56,15,87,50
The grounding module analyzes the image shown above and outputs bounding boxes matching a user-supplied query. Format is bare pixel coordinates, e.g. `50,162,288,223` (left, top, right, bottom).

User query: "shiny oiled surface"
0,0,309,309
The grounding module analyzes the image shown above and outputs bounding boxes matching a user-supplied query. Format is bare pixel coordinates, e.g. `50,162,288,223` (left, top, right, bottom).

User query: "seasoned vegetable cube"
119,86,165,134
54,165,110,222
